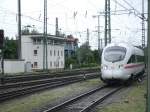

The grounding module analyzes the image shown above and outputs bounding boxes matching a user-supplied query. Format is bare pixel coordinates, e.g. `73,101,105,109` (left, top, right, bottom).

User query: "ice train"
101,43,145,83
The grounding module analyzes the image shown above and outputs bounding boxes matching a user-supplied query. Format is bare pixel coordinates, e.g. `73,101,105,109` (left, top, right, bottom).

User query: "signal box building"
21,34,65,70
65,35,78,58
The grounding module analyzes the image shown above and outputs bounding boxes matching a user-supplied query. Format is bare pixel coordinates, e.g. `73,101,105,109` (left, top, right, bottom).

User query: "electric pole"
93,15,101,64
104,0,111,46
18,0,21,59
98,15,100,51
142,0,145,48
100,38,102,50
87,28,89,46
93,15,101,50
43,0,48,70
97,16,102,64
147,0,150,111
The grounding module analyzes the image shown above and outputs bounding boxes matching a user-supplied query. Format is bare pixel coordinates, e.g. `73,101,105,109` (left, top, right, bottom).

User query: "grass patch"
0,78,102,112
96,81,146,112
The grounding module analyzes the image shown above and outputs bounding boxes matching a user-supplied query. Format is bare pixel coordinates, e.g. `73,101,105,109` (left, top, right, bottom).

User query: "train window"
104,46,126,62
136,55,144,62
127,55,136,64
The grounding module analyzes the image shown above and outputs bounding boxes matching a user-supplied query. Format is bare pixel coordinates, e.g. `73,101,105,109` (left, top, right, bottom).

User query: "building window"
50,50,52,56
34,62,38,68
61,51,63,56
54,62,56,67
33,39,42,44
61,61,63,66
48,40,52,44
58,50,59,56
54,50,56,56
57,61,59,67
37,39,41,44
50,61,52,67
33,39,36,44
34,50,37,56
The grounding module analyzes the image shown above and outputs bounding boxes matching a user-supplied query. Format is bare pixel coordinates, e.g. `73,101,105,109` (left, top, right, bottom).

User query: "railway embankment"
0,75,146,112
0,78,102,112
95,80,146,112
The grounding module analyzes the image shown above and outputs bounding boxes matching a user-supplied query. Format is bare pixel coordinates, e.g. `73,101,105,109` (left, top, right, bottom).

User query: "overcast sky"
0,0,148,49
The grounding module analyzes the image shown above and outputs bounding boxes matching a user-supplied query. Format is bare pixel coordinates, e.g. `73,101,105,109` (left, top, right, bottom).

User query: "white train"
101,43,145,84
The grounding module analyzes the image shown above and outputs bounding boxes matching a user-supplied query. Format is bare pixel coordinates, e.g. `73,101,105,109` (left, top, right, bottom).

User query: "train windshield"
104,46,126,62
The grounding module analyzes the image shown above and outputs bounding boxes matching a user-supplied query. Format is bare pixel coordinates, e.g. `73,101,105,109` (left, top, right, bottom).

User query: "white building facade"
21,34,65,70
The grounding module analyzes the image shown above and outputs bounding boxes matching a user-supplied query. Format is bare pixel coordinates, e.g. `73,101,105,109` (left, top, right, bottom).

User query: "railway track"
0,72,99,102
0,72,99,90
43,85,123,112
3,68,99,83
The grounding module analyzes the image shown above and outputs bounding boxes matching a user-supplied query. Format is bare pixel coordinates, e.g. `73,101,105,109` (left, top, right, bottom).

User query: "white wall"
3,60,25,73
21,35,33,64
21,35,65,70
47,45,64,69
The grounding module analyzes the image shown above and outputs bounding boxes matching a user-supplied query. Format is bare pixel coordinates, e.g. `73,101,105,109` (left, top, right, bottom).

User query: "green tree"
77,42,95,65
3,37,18,59
92,49,101,64
65,42,101,69
65,56,77,68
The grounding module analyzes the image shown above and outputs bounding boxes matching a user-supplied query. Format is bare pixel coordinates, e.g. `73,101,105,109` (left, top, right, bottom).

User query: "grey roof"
22,34,65,41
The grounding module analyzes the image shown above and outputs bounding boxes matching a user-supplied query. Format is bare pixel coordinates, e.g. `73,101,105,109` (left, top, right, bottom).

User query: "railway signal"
0,29,4,84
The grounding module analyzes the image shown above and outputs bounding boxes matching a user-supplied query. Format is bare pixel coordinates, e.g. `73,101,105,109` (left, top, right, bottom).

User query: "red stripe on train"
124,63,144,69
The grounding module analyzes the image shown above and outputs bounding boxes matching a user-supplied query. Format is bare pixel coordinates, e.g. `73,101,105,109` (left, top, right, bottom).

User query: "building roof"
65,35,78,42
22,34,65,41
22,34,80,43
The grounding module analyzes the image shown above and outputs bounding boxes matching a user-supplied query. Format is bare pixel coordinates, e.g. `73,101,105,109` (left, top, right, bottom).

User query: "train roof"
104,42,132,49
103,42,144,56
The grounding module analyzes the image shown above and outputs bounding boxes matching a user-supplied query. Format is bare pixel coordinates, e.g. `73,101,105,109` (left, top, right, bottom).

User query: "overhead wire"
0,7,56,28
112,0,147,20
121,0,141,14
107,1,142,44
111,0,130,11
86,0,100,11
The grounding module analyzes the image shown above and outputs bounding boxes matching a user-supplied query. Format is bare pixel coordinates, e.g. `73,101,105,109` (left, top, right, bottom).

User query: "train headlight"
103,65,108,70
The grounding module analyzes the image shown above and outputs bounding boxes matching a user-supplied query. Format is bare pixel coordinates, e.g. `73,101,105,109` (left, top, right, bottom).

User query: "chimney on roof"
55,17,59,36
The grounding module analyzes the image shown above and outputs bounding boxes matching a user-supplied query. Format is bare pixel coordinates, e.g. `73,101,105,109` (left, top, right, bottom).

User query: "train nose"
101,69,130,80
101,70,113,79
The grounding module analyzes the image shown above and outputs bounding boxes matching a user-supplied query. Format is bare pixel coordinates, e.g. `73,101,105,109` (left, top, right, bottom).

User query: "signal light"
0,30,4,49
